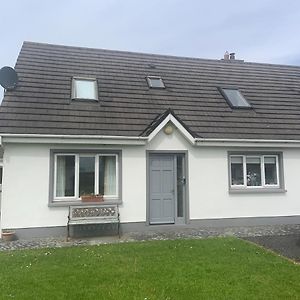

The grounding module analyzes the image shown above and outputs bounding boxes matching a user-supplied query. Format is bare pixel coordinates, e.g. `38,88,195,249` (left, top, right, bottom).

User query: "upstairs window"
219,88,251,108
146,76,165,88
72,78,98,100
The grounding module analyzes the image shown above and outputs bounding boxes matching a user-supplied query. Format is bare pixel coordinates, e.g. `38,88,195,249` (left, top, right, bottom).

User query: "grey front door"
149,155,175,224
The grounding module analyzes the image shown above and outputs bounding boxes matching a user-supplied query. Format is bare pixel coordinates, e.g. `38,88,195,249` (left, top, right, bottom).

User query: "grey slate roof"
1,41,300,140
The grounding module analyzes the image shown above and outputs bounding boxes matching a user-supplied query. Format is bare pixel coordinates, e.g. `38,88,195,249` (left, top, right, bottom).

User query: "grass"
0,238,299,299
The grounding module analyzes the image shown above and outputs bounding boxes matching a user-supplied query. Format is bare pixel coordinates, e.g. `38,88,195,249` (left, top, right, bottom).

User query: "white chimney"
224,51,229,60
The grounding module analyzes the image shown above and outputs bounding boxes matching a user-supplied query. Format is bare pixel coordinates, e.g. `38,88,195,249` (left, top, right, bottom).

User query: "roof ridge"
22,41,225,64
22,41,300,69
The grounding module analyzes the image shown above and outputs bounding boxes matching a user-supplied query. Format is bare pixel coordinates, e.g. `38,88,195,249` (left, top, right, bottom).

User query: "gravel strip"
0,224,299,251
125,224,300,241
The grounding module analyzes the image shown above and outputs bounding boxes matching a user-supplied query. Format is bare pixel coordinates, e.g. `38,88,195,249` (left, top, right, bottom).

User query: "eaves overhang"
194,138,300,148
2,134,300,148
0,134,148,146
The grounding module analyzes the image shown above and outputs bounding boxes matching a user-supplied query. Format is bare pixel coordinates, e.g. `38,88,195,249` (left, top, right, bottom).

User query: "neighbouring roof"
1,41,300,140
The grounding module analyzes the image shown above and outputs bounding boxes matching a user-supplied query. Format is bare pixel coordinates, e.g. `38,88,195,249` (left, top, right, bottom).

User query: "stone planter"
2,230,16,242
81,194,104,203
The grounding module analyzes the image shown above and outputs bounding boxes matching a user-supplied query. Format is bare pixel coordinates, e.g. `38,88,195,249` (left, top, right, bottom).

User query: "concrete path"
244,234,300,262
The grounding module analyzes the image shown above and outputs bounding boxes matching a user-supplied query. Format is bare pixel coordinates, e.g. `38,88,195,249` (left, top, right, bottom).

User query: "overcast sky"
1,0,300,99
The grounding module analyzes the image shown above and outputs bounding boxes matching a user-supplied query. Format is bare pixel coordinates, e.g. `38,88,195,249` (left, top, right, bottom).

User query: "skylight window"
146,76,165,88
72,78,98,100
219,88,251,108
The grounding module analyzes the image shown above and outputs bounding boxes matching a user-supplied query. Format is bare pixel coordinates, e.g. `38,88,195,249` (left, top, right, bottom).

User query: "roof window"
72,77,98,100
146,76,165,88
219,88,251,108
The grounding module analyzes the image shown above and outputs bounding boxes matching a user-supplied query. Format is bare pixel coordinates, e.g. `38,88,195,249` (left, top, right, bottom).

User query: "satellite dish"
0,66,18,90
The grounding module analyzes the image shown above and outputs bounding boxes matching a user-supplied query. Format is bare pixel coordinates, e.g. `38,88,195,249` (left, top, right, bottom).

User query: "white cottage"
0,42,300,238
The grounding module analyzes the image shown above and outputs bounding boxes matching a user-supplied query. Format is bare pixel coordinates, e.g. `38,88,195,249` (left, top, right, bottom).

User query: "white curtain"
104,156,116,195
56,156,66,197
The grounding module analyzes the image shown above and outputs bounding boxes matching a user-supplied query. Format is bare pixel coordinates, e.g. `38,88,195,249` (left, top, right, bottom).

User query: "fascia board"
1,134,147,145
195,138,300,148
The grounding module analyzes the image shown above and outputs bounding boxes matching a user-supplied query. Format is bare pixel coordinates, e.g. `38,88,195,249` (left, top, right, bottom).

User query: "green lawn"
0,238,299,300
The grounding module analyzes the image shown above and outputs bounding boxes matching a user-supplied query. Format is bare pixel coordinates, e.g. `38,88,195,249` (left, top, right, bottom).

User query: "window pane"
231,156,244,185
246,157,261,186
75,80,96,99
99,156,117,196
0,167,2,185
264,157,278,185
222,89,251,108
79,157,95,196
150,79,164,88
147,77,165,88
56,156,75,197
176,156,184,217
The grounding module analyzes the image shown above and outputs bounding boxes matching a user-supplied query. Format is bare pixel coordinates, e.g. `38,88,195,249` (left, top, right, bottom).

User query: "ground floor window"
53,152,119,202
230,154,281,190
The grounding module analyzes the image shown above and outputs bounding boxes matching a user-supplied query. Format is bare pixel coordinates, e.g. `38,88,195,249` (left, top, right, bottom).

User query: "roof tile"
1,41,300,140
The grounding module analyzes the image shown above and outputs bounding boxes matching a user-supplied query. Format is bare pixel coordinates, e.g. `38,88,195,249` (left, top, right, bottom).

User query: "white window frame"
97,154,119,199
146,76,165,88
245,155,262,189
229,155,244,187
230,154,280,190
263,155,280,187
53,154,77,200
53,153,119,201
219,87,251,109
71,77,98,100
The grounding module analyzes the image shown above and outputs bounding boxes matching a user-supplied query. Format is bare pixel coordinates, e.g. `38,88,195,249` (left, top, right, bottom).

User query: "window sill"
49,199,122,207
71,98,99,103
229,188,287,194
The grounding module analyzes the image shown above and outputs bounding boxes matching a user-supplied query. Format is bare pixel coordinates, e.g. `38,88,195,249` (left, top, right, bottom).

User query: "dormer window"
72,77,98,100
146,76,165,88
219,87,251,108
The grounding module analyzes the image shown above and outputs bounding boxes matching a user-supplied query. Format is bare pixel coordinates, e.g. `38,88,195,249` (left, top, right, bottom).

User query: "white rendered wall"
188,147,300,220
147,128,300,219
1,126,300,230
120,146,146,223
1,143,147,229
1,144,66,228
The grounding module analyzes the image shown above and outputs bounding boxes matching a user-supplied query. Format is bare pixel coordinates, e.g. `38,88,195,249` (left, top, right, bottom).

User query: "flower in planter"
80,194,104,202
